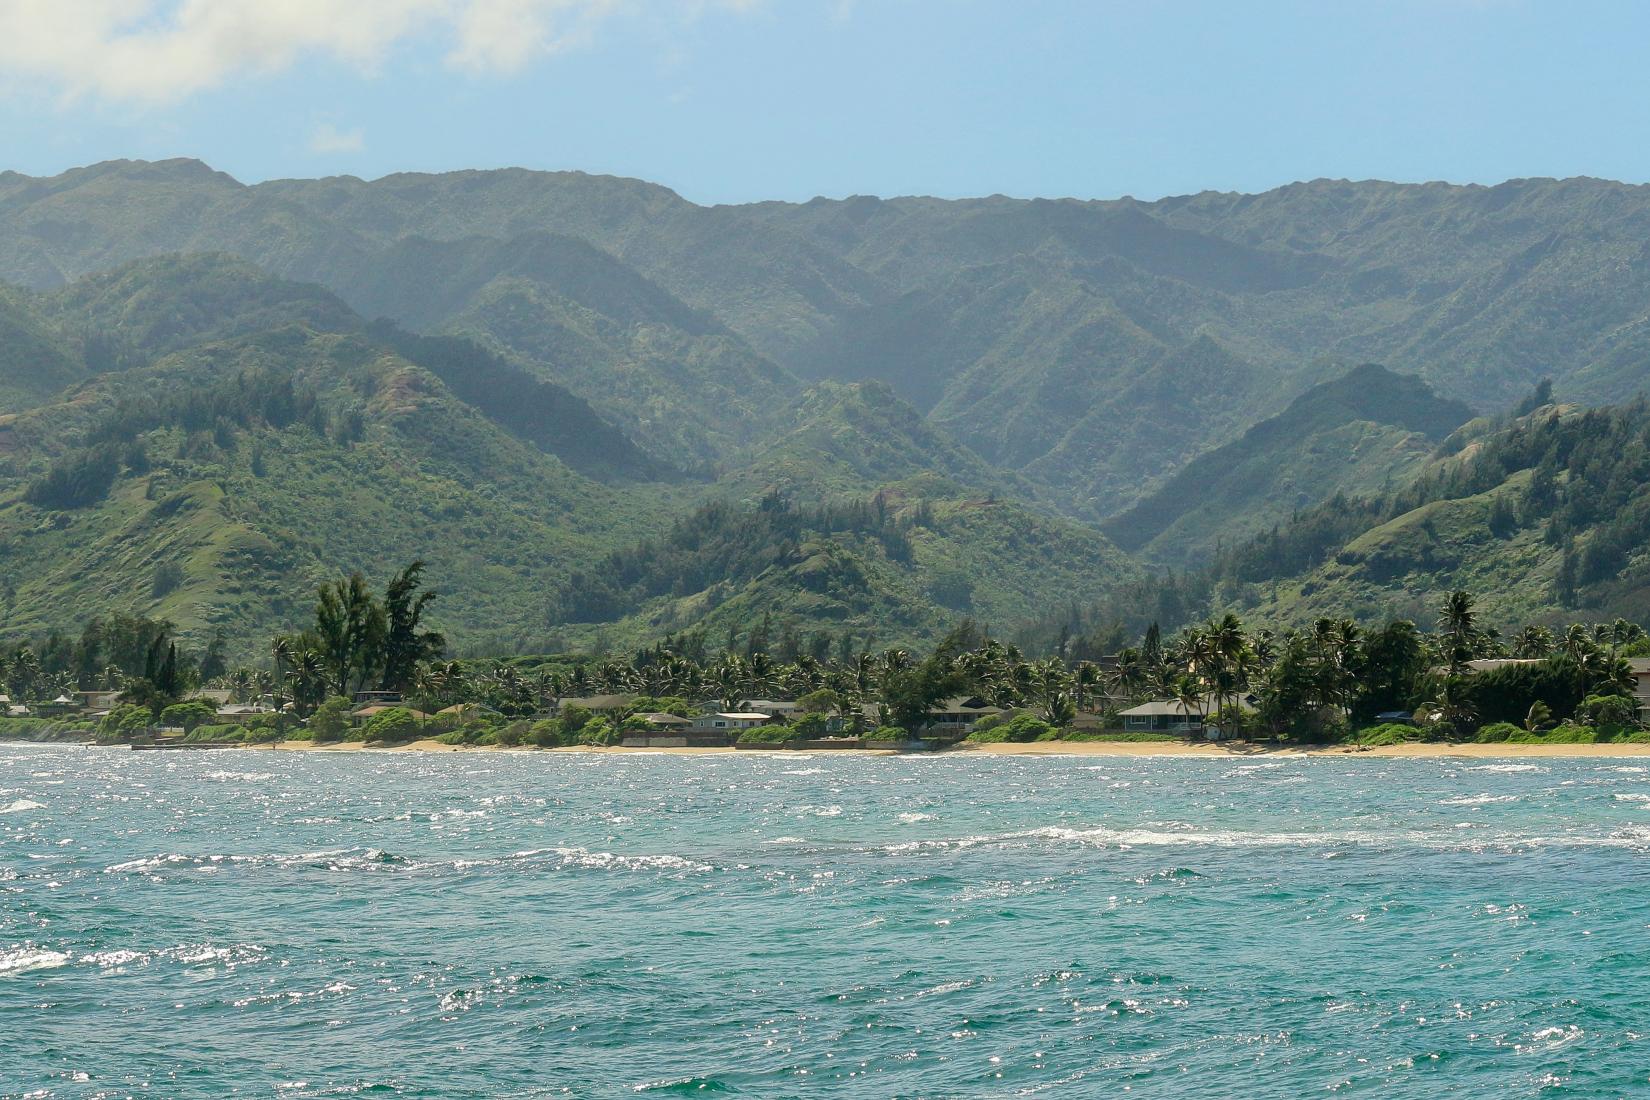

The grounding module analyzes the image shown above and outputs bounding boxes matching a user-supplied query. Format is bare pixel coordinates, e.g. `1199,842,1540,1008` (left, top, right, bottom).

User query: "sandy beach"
259,738,1650,758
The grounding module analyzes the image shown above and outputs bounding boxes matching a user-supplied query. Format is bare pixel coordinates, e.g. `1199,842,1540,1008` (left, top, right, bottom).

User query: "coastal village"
8,650,1650,751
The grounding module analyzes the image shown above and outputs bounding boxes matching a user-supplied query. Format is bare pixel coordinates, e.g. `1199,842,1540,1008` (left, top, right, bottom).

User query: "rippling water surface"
4,746,1650,1097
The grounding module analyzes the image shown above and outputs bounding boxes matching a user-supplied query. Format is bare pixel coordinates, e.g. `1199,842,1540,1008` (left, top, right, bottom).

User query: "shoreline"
10,738,1650,759
260,738,1650,759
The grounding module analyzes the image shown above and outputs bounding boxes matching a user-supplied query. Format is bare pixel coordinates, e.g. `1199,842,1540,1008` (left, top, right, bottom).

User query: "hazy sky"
0,0,1645,204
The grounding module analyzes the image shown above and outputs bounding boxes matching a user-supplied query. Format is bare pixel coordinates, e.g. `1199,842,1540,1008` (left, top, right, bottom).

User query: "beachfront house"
1119,699,1207,733
75,690,121,713
217,703,275,722
1119,693,1257,735
688,711,772,733
1629,658,1650,722
551,694,637,718
638,712,691,729
924,696,1004,736
739,699,802,721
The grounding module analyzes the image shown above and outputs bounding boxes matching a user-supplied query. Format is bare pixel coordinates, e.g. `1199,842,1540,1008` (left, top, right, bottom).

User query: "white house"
688,712,772,733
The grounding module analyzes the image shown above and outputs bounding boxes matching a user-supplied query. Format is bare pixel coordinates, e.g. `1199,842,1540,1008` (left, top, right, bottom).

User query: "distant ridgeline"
6,160,1650,653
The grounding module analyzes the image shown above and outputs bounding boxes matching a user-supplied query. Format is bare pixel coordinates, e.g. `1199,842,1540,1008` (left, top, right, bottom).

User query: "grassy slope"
0,330,679,653
1102,365,1474,566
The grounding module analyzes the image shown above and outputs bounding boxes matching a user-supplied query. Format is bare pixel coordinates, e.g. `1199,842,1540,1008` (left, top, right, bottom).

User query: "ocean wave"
105,848,408,875
453,847,716,875
897,812,934,823
873,821,1650,854
1614,793,1650,803
0,799,45,813
1440,794,1520,806
201,770,274,783
0,946,70,975
1467,764,1546,773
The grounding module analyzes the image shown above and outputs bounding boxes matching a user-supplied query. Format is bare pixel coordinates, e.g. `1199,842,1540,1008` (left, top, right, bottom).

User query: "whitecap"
0,946,70,975
0,799,44,814
1440,794,1519,806
1467,764,1545,773
782,768,825,776
898,812,934,823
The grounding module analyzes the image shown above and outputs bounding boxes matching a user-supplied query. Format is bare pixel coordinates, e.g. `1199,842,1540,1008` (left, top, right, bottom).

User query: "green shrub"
559,704,593,734
362,707,423,743
737,723,796,745
160,700,218,732
529,719,564,747
495,720,530,747
183,723,241,742
576,717,618,746
285,727,315,741
1580,694,1637,733
1518,723,1598,744
967,711,1013,735
1474,722,1521,743
964,713,1053,744
1352,722,1425,747
308,696,353,743
100,704,154,739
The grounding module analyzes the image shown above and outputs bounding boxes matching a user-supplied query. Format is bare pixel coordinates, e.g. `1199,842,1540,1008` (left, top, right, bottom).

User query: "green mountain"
16,162,1650,519
16,160,1650,656
723,379,1023,502
1189,397,1650,628
1102,365,1473,567
0,253,1141,656
553,490,1142,651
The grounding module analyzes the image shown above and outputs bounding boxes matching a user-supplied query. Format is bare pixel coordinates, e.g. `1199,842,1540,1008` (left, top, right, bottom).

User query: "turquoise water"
3,747,1650,1097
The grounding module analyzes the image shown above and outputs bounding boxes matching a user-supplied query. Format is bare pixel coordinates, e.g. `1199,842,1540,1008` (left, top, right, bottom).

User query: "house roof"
701,712,771,721
1120,693,1256,718
933,696,996,713
640,712,691,725
1627,658,1650,674
556,694,636,709
742,699,799,710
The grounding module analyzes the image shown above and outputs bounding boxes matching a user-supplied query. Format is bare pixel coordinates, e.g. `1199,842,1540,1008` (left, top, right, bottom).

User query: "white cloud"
0,0,751,105
309,122,365,153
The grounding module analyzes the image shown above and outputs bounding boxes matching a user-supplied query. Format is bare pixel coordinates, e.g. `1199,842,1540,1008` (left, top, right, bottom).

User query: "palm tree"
1108,648,1147,705
1437,590,1478,678
1514,625,1554,659
1171,673,1205,734
1072,661,1102,714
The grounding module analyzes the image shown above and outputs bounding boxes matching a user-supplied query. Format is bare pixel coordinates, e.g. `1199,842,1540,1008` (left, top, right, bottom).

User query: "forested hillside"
11,162,1650,518
9,160,1650,657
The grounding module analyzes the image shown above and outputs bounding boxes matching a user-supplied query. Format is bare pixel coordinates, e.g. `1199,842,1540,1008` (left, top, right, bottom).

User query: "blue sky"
0,0,1645,204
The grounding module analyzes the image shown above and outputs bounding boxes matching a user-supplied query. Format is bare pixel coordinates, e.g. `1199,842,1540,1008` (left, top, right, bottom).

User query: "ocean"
3,745,1648,1097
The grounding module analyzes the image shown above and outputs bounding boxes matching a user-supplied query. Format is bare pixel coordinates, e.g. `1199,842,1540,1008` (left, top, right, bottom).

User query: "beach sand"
257,738,1650,758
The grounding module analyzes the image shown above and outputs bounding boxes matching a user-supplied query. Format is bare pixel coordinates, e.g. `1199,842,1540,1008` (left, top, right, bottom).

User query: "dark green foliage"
1457,657,1589,726
24,443,122,508
1103,365,1472,566
366,324,672,482
557,494,913,624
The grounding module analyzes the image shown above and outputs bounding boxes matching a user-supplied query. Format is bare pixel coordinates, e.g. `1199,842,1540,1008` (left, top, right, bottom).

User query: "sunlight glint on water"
3,746,1650,1097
